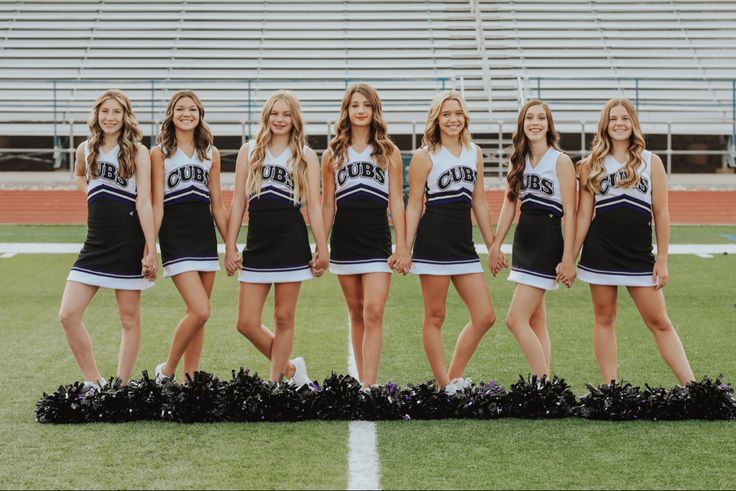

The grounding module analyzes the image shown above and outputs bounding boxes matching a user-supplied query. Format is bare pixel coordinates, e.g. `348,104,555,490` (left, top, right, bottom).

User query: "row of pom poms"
35,370,736,424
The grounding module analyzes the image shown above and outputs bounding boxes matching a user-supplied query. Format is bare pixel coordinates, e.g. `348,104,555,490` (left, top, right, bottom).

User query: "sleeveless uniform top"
329,144,392,274
67,142,153,290
519,148,563,217
239,140,313,283
247,140,300,211
578,150,656,287
162,146,212,206
507,148,565,290
423,143,478,210
158,145,219,277
334,144,389,210
410,143,483,275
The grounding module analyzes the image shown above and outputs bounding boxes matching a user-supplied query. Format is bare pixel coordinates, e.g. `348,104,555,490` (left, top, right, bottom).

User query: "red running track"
0,190,734,225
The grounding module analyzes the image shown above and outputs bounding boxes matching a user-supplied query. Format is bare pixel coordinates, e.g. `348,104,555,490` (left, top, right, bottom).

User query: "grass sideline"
0,227,734,488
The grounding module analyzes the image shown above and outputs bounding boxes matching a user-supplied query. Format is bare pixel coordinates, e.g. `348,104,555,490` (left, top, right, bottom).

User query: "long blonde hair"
245,90,308,203
328,83,394,169
86,89,142,179
421,90,472,153
507,99,560,201
156,90,213,161
585,98,646,194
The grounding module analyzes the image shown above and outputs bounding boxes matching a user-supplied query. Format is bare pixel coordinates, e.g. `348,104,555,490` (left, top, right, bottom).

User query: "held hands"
310,251,328,277
225,246,243,277
388,247,412,275
141,245,158,281
488,245,508,277
555,260,576,288
653,258,668,290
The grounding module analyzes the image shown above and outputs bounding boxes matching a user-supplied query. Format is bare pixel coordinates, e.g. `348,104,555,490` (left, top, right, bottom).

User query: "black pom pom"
454,380,506,419
360,382,406,421
259,381,309,422
401,381,458,420
161,371,225,423
35,381,97,424
220,368,268,422
311,373,362,420
683,375,736,420
88,378,132,423
577,380,644,420
126,370,166,421
506,375,576,419
640,384,688,420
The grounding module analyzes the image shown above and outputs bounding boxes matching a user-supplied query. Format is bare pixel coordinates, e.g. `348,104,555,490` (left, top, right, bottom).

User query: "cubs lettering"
167,164,209,188
337,161,386,186
262,164,294,189
437,165,476,190
95,161,128,187
521,174,554,195
599,170,649,195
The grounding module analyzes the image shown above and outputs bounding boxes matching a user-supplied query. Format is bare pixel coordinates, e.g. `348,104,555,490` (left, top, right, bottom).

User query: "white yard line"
1,242,735,256
346,319,381,491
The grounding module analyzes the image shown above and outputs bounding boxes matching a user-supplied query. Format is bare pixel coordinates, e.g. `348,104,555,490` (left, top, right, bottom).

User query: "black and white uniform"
578,151,656,287
158,146,219,278
239,140,313,283
67,142,153,290
330,145,392,275
411,144,483,275
508,148,565,291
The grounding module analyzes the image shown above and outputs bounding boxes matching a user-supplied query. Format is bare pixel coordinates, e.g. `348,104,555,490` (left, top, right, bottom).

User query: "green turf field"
1,225,735,489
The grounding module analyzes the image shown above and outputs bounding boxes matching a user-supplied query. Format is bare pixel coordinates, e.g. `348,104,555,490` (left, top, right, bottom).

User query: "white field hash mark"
347,316,381,491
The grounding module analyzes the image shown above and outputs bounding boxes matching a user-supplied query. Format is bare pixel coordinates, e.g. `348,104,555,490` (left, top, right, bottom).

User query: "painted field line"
346,318,381,491
2,243,735,256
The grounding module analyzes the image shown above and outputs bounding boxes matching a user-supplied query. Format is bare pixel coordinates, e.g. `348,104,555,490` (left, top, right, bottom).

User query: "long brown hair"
86,89,142,179
245,90,308,203
328,83,394,169
421,90,471,153
584,98,646,194
506,99,560,201
156,90,213,161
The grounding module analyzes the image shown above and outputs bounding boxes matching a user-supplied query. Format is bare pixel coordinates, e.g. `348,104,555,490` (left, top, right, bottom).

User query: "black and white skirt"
239,207,313,283
411,206,482,275
329,206,391,275
578,209,656,287
68,199,154,290
159,201,220,278
508,209,563,291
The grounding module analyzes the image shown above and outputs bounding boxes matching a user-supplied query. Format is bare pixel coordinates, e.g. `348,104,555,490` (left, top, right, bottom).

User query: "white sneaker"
155,362,175,384
290,357,312,388
444,382,458,395
450,377,472,391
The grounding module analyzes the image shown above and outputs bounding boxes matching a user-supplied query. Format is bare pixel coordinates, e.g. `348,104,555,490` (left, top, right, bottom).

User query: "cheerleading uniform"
239,140,313,283
67,142,153,290
158,146,219,278
329,145,392,275
508,148,565,291
411,144,483,275
578,151,656,287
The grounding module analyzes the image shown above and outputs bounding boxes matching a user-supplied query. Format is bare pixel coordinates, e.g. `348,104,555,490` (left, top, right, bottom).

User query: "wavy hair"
506,99,560,201
86,89,142,180
327,83,394,169
156,90,213,161
584,98,646,194
246,90,308,203
421,90,471,153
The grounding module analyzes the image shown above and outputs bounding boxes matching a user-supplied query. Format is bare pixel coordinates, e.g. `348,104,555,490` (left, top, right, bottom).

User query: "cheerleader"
321,83,410,388
575,98,694,384
405,91,497,394
151,90,228,383
58,89,156,387
488,100,576,377
224,91,329,385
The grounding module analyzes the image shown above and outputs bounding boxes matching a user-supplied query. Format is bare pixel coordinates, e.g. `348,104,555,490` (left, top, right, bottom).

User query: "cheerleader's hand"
653,258,668,290
310,252,328,277
555,260,576,288
141,248,158,281
488,245,507,277
225,246,242,277
389,247,412,275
